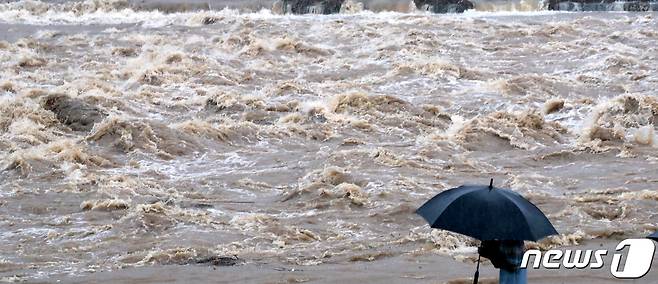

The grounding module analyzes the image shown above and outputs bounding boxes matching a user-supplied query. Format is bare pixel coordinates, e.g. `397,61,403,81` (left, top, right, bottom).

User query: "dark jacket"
478,240,525,272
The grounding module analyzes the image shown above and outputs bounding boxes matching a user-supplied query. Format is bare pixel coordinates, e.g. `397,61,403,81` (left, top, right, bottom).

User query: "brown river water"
0,0,657,282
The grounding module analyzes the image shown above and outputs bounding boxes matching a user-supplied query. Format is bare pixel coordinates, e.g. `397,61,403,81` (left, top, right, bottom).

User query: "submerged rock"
280,0,345,14
547,0,658,11
195,255,241,266
41,94,107,132
414,0,474,13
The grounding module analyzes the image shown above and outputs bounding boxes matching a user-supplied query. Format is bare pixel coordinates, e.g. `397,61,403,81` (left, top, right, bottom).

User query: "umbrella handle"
473,254,480,284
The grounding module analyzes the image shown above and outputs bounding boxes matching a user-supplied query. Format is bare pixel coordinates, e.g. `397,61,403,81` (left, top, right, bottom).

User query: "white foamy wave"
0,0,246,26
0,8,166,25
0,0,571,26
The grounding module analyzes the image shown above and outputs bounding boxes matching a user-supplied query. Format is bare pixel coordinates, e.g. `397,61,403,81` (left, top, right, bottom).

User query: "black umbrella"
648,231,658,241
416,179,557,241
416,179,558,283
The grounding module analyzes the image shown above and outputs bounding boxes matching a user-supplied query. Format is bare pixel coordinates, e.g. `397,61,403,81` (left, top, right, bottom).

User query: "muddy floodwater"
1,0,658,283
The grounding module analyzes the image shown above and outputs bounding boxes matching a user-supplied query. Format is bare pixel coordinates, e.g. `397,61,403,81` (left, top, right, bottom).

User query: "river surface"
0,0,657,282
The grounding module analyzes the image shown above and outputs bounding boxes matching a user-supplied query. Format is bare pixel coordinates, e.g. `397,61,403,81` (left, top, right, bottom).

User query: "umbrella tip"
489,178,493,189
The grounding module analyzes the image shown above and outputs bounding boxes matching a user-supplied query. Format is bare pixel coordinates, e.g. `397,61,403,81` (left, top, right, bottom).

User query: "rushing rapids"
277,0,658,13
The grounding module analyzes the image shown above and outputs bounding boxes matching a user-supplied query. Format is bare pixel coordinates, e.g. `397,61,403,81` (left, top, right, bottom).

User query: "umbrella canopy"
649,231,658,241
416,181,558,241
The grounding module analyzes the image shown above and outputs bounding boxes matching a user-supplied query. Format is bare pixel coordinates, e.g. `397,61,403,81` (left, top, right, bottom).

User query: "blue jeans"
499,268,527,284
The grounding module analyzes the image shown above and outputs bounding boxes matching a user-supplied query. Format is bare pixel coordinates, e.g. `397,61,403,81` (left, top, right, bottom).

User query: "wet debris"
195,255,242,266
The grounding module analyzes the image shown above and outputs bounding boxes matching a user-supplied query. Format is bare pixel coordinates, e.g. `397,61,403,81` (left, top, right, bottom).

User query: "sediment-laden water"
0,0,657,282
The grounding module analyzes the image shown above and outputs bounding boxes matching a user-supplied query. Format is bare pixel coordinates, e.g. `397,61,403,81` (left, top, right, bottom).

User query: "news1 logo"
521,239,656,279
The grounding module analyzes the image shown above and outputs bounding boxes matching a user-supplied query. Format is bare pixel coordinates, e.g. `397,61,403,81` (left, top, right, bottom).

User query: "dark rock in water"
282,0,345,14
308,108,328,124
204,96,247,114
546,0,658,11
414,0,474,13
196,255,241,266
41,94,107,132
625,1,657,11
201,16,219,25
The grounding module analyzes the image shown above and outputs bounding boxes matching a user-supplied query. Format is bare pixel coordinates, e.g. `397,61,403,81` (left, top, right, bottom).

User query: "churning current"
0,0,657,282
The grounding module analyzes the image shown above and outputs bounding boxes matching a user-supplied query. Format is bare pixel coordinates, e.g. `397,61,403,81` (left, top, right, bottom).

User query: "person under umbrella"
416,179,558,284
